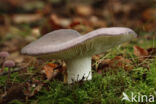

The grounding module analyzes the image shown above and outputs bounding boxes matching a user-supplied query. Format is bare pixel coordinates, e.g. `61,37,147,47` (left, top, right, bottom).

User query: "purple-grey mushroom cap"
3,60,15,68
0,51,9,59
21,27,137,59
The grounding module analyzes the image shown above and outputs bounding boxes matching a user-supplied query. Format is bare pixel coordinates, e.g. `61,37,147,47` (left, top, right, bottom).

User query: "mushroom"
0,51,9,72
21,27,137,83
0,51,9,65
3,60,15,68
3,60,15,81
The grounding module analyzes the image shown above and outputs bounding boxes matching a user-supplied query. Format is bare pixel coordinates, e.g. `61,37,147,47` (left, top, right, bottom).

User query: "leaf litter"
0,0,155,103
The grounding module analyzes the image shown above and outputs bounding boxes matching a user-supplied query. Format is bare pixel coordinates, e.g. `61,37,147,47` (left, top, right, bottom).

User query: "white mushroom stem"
66,56,92,83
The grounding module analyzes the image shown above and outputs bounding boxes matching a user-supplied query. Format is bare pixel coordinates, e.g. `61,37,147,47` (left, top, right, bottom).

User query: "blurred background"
0,0,155,65
0,0,155,103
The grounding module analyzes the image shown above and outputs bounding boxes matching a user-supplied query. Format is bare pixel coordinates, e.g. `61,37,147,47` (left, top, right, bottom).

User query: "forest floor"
0,0,155,104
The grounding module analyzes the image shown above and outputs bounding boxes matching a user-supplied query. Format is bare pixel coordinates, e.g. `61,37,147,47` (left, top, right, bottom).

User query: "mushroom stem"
66,56,92,83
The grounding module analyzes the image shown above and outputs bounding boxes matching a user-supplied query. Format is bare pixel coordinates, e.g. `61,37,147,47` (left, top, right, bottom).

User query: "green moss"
28,62,155,104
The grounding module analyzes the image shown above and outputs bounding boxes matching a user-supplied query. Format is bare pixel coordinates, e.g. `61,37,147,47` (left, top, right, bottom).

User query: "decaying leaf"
12,14,42,24
109,56,133,71
42,63,58,80
97,56,133,73
75,5,93,17
49,14,64,30
24,83,43,97
133,45,149,60
142,8,156,21
147,48,156,56
0,83,25,104
69,20,81,28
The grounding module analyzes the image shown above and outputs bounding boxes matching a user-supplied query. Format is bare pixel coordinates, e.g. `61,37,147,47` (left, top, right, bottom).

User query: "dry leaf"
133,45,148,60
24,83,43,97
97,56,133,73
8,0,21,6
42,63,58,80
0,68,3,73
143,22,156,32
0,83,25,104
147,48,156,56
59,18,71,27
13,14,42,24
31,28,40,38
47,63,58,68
109,56,133,71
49,14,64,30
142,8,156,21
75,5,93,17
69,20,81,28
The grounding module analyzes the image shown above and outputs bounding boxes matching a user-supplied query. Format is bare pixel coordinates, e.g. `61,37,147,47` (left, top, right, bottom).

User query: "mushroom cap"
3,60,15,68
21,27,137,59
0,51,9,59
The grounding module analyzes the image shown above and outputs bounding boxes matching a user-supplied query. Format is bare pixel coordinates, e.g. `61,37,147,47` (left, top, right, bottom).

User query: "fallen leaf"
0,68,3,73
69,20,81,28
147,48,156,56
89,16,106,27
97,56,133,73
12,14,42,24
24,83,43,97
133,45,149,60
109,56,133,71
31,27,40,38
143,22,156,32
59,18,71,27
69,17,93,34
0,83,25,104
75,5,93,17
49,14,64,30
142,8,156,21
8,0,21,6
42,63,58,80
47,63,58,68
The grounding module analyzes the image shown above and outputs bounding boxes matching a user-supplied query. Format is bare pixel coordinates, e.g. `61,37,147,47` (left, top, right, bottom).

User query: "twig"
0,67,26,76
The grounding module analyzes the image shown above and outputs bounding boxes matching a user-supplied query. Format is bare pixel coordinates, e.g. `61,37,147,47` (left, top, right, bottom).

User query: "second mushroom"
21,27,137,83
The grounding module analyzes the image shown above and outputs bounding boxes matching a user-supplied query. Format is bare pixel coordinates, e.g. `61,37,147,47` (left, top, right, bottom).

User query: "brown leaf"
142,8,156,21
0,83,25,104
101,59,111,65
109,56,133,71
98,59,111,72
143,22,156,32
12,14,42,24
0,68,3,73
31,27,40,38
42,63,58,80
147,48,156,56
24,83,43,97
133,45,149,60
8,0,21,6
49,14,64,30
75,5,93,17
47,63,58,68
69,20,81,28
69,17,93,33
97,56,133,73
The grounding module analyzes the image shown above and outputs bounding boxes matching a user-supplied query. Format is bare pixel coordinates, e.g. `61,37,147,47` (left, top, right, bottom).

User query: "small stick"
0,67,25,76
